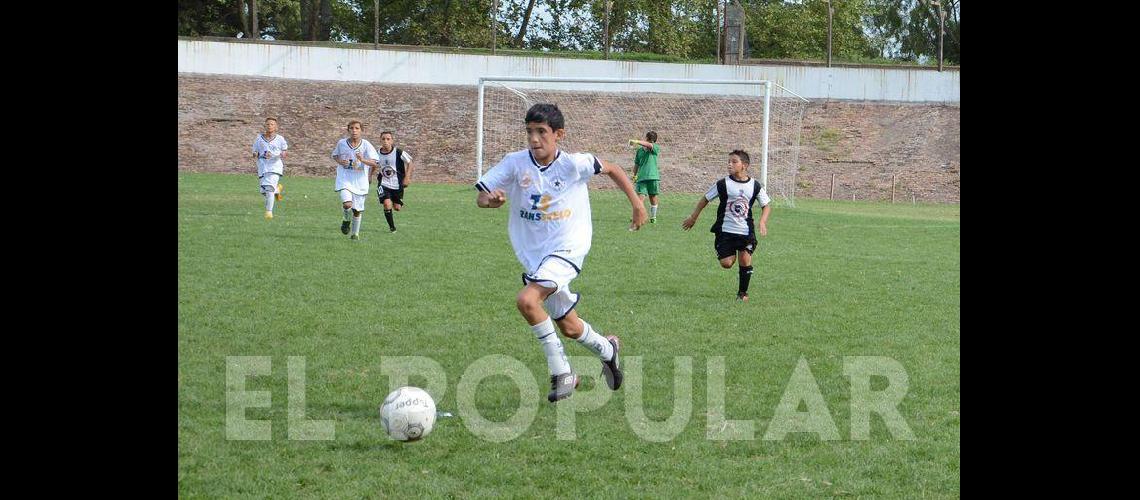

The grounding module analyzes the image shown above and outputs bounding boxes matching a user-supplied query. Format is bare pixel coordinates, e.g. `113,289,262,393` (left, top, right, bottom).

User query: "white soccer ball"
380,386,436,441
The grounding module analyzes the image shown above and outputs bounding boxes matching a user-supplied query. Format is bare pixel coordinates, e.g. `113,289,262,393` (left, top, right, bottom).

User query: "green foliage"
177,0,958,65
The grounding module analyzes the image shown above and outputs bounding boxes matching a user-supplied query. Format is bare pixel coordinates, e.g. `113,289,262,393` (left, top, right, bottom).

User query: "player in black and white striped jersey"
681,150,772,301
375,131,414,232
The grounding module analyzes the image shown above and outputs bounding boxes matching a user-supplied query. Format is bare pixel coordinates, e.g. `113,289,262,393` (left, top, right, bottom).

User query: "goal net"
476,76,809,206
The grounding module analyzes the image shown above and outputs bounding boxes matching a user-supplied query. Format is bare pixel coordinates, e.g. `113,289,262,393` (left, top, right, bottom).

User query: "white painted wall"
178,39,959,103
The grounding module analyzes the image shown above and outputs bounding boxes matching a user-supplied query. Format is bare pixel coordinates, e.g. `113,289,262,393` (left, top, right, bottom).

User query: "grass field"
178,172,960,498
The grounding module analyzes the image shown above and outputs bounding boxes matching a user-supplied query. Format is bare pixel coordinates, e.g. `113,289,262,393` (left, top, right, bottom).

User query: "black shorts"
376,185,405,205
714,231,757,260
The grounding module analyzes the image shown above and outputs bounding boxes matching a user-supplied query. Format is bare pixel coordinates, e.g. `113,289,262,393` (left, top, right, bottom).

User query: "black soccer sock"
738,265,754,295
384,209,395,230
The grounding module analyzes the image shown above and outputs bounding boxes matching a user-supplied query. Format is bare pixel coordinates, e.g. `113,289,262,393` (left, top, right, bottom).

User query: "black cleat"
547,372,579,402
341,220,351,235
601,335,623,390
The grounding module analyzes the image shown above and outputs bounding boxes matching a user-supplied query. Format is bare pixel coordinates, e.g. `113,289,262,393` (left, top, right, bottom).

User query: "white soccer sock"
651,205,658,218
575,321,614,362
351,215,362,235
265,192,275,212
532,318,571,376
343,208,352,221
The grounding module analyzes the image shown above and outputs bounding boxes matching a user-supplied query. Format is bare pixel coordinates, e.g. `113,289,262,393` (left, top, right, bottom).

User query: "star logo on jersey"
519,173,533,189
551,178,565,191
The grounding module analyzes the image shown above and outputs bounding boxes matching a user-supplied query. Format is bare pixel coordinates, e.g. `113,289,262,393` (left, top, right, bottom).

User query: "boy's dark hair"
265,117,278,123
380,131,394,138
646,131,657,142
347,120,363,129
730,149,751,165
525,103,565,131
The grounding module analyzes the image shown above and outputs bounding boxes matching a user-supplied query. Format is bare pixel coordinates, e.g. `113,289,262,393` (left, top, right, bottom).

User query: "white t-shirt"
332,138,379,195
476,149,602,274
253,134,288,177
376,148,413,190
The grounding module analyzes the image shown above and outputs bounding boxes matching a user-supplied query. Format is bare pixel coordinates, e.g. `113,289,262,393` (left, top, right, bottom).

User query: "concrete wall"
178,39,959,103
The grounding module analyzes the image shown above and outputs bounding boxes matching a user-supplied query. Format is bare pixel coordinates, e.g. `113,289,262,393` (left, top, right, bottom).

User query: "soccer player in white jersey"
331,121,380,240
681,150,772,301
476,103,648,403
252,117,288,219
375,131,414,232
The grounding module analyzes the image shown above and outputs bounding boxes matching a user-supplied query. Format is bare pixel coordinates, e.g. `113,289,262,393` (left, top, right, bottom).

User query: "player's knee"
515,290,542,314
343,202,353,210
720,259,734,269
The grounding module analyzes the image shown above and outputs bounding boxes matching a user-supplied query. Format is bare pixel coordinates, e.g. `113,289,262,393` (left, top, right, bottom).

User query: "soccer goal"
475,76,809,206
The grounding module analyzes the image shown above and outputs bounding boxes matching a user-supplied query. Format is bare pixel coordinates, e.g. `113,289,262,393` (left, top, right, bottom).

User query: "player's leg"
339,190,353,234
261,179,276,219
554,306,623,391
648,183,659,222
392,189,404,211
350,194,365,239
517,280,577,402
716,233,737,269
378,188,397,232
736,240,755,301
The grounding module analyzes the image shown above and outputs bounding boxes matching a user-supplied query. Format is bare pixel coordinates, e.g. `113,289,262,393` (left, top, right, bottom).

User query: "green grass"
179,173,960,498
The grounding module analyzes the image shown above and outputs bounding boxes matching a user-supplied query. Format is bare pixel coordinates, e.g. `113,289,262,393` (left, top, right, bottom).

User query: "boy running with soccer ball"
681,150,771,302
476,103,648,402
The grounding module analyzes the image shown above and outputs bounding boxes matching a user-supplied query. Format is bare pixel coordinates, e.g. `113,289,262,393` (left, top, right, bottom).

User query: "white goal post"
475,76,809,205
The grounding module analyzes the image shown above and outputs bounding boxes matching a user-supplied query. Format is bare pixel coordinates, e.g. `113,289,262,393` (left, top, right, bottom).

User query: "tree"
866,0,959,64
178,0,244,37
744,0,877,62
515,0,538,47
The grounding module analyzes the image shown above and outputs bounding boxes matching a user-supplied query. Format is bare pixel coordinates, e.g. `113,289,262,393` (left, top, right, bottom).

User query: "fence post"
891,173,898,203
830,173,836,200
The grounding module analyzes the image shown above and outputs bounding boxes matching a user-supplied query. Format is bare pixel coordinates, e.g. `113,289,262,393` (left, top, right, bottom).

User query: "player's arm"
599,159,647,230
757,204,771,236
332,148,349,167
681,197,710,231
356,151,380,169
403,160,413,187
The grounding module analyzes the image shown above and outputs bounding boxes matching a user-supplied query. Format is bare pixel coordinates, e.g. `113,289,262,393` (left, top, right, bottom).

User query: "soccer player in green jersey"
630,131,661,223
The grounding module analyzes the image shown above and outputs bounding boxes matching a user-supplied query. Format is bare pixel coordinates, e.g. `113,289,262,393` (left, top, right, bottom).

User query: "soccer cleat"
350,233,360,240
547,372,579,402
341,220,351,235
389,228,397,233
264,211,273,220
650,217,657,224
736,292,749,302
275,183,284,201
601,335,623,390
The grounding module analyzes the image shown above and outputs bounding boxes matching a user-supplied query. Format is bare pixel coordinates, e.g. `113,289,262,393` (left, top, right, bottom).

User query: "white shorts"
259,173,281,194
338,189,366,211
522,255,582,321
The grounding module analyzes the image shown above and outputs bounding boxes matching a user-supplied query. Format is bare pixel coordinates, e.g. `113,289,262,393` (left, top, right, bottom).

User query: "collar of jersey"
529,149,562,172
728,175,752,183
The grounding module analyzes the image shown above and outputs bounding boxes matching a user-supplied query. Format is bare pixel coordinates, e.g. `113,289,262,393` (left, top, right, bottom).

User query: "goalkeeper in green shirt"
630,131,661,223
